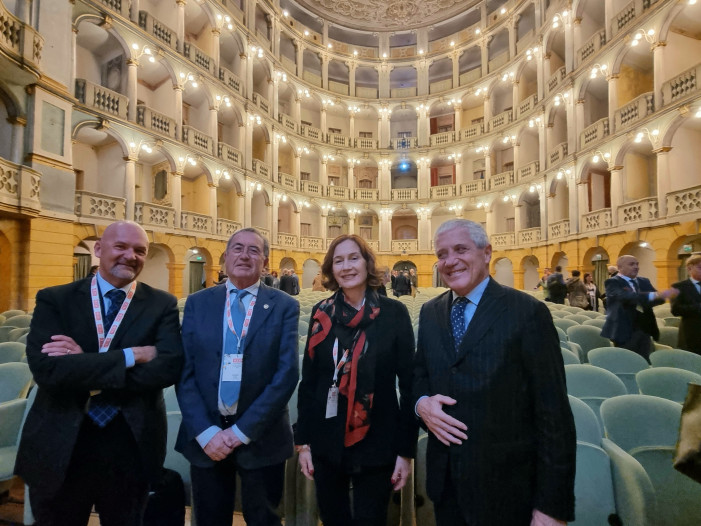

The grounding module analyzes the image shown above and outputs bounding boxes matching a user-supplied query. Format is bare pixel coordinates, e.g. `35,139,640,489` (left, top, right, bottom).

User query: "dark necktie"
221,289,249,406
451,297,469,351
87,289,126,427
631,279,640,292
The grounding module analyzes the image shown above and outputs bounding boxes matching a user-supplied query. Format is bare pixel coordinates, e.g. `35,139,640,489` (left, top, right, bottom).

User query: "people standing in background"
291,270,300,295
409,268,418,297
671,254,701,355
601,255,678,361
394,270,411,297
566,270,589,309
271,271,280,289
536,267,552,301
312,271,326,292
279,269,296,296
583,272,600,312
390,270,398,296
547,266,567,304
601,265,620,311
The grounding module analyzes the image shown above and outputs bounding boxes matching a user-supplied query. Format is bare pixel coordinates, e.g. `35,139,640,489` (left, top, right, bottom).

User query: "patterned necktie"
451,297,469,351
88,288,126,427
221,289,249,406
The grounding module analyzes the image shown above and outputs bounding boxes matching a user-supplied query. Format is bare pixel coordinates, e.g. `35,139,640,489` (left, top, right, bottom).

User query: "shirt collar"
95,271,133,297
226,279,259,297
451,276,490,306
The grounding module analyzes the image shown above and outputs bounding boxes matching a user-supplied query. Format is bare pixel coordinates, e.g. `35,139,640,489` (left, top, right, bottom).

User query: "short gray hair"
434,219,490,249
227,228,269,257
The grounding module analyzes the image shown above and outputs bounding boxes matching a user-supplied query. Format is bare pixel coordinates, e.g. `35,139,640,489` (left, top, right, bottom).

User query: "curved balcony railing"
618,197,659,225
0,157,41,213
0,0,43,72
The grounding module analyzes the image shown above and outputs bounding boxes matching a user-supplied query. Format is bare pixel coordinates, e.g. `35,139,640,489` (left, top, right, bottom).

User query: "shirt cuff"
123,348,135,368
648,292,657,302
415,395,428,418
196,426,222,449
232,425,251,445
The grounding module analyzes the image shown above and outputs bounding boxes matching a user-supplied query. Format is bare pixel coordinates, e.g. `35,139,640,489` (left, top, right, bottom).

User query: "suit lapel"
432,291,456,361
455,278,506,362
241,284,275,353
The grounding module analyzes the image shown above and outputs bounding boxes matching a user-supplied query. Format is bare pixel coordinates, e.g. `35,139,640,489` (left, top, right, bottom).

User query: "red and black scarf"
307,289,380,447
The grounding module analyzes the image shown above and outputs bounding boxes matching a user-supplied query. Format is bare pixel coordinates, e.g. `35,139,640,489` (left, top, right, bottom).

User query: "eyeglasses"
228,244,263,257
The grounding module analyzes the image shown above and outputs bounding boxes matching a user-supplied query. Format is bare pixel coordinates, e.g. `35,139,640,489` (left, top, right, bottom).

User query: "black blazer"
413,278,576,525
671,279,701,354
176,283,299,469
295,295,417,467
15,278,183,497
600,275,663,343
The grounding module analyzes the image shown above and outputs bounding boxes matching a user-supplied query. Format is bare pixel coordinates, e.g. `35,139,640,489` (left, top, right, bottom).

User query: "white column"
320,107,327,134
71,28,78,93
321,54,329,89
243,180,253,226
320,210,329,245
245,115,254,170
124,159,136,221
609,167,623,227
211,29,220,68
418,212,432,252
349,114,355,138
10,117,25,165
453,104,461,133
319,158,328,186
172,172,182,228
652,43,666,112
348,62,357,97
379,213,392,252
209,107,219,145
209,183,218,233
173,86,183,140
417,106,430,147
452,51,459,88
295,41,304,77
656,148,672,218
348,211,357,236
126,59,138,122
513,204,523,233
347,164,355,190
417,159,430,199
379,163,391,200
176,0,185,53
379,63,391,98
608,75,618,132
271,197,280,241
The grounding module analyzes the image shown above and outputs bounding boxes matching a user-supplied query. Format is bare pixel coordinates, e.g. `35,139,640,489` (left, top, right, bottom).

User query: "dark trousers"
433,467,470,526
615,329,654,362
312,456,394,526
29,414,149,526
190,457,285,526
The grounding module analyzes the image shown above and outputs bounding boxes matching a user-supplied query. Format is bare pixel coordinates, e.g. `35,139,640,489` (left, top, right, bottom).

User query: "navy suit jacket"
16,278,183,497
671,279,701,354
601,275,663,343
413,278,576,525
175,283,299,469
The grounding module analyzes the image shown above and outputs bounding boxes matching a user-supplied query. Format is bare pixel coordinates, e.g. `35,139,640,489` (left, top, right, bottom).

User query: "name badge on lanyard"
326,338,349,419
223,354,243,381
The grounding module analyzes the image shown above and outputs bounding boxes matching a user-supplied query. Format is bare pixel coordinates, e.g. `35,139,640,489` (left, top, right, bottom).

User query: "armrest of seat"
601,438,657,526
0,399,28,448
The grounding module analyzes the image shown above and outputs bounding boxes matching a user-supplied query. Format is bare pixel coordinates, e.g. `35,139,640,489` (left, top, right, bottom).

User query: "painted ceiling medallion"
295,0,474,31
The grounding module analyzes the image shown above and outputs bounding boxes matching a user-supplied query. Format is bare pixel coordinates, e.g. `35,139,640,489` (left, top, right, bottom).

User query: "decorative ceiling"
293,0,478,32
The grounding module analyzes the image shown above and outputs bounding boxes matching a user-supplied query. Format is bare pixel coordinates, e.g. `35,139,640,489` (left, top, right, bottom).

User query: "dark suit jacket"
279,274,296,295
413,278,576,525
601,275,663,343
176,283,299,469
671,279,701,354
295,296,417,467
15,278,183,497
394,274,411,296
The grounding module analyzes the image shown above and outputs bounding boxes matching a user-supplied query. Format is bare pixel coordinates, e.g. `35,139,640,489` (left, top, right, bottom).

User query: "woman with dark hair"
295,234,417,526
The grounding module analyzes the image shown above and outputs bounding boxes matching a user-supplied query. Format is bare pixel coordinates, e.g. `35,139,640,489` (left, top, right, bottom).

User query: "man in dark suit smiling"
413,219,575,526
16,221,183,526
